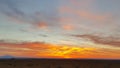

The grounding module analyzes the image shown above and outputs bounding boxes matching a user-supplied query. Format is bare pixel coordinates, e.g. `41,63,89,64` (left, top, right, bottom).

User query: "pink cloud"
59,6,111,23
62,24,74,31
36,21,48,29
72,34,120,47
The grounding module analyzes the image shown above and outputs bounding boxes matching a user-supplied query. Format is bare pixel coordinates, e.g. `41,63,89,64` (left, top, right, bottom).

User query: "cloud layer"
72,34,120,47
0,40,120,59
0,0,120,59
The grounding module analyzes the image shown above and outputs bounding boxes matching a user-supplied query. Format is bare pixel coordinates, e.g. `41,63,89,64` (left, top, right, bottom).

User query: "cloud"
0,40,120,59
1,0,119,33
0,40,98,58
62,24,74,31
59,5,112,23
35,21,49,31
0,0,58,31
0,0,26,22
38,34,48,37
71,34,120,47
58,0,120,34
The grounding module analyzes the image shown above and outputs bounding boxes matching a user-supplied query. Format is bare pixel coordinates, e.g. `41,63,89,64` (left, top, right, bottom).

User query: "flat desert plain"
0,59,120,68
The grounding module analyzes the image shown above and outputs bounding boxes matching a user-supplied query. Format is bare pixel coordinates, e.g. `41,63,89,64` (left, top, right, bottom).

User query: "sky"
0,0,120,59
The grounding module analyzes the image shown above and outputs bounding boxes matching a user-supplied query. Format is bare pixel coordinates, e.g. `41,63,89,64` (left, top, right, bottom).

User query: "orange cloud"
35,21,50,31
0,41,120,59
37,22,48,29
62,24,74,31
37,46,98,58
58,17,76,31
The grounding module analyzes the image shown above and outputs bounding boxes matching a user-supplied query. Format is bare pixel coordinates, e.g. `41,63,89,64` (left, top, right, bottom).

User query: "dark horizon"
0,58,120,68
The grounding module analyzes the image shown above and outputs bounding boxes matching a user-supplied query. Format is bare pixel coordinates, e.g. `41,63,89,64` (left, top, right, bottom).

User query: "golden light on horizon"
36,44,96,58
0,41,120,59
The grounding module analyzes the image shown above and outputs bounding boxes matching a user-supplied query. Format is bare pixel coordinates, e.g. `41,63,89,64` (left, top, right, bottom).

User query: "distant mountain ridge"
0,55,35,59
0,55,15,59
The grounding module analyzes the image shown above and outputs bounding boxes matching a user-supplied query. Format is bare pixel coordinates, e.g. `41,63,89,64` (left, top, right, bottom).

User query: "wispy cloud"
59,0,120,34
62,24,74,31
0,40,120,59
0,0,26,22
59,2,112,25
0,0,58,31
71,34,120,47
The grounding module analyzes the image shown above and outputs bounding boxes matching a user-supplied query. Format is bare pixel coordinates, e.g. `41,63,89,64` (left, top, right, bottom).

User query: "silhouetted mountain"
0,55,15,59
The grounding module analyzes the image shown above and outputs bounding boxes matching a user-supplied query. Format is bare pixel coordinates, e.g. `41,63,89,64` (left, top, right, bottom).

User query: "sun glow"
36,44,96,58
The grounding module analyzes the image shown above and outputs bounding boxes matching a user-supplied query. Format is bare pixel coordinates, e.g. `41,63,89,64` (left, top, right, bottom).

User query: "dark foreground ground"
0,59,120,68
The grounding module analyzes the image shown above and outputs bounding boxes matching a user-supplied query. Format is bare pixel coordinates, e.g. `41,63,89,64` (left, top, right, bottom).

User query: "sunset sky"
0,0,120,59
